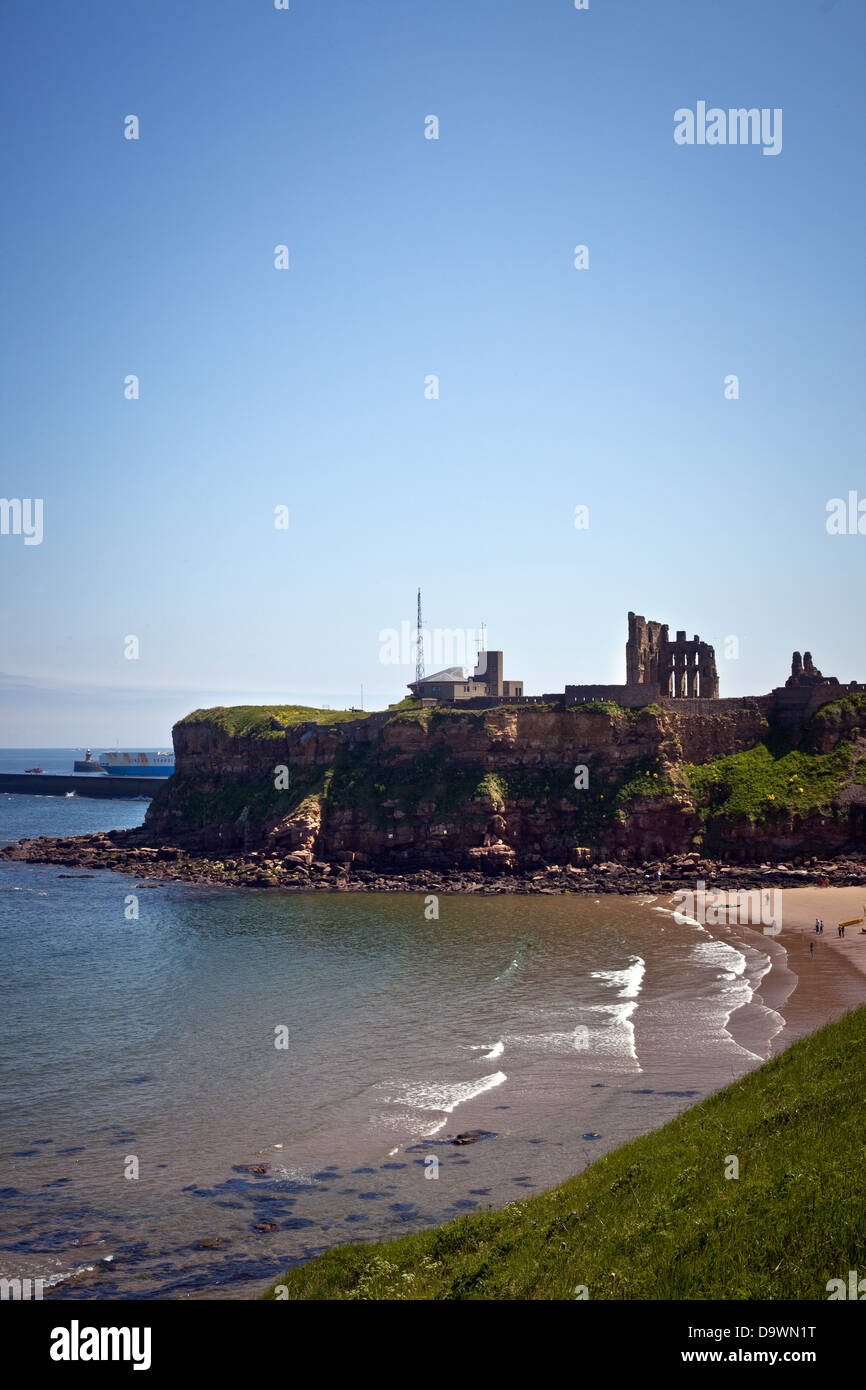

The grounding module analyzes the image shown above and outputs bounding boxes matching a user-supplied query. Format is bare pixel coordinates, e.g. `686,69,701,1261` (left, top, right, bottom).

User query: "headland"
4,614,864,890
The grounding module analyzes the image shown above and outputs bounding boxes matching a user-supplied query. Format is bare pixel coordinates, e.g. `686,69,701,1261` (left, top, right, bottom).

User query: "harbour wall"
0,773,164,799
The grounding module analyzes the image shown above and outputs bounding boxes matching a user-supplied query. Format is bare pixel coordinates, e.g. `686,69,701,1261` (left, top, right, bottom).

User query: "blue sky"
1,0,864,745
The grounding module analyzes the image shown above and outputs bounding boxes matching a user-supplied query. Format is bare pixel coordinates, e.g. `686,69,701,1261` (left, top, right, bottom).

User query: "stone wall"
769,683,866,726
661,705,771,764
563,683,663,708
658,695,772,717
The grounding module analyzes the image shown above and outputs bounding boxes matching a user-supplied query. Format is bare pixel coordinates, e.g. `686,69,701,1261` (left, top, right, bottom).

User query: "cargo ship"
97,751,174,777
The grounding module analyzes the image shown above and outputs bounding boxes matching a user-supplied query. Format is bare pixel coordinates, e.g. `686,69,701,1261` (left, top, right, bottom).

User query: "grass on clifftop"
179,705,372,737
264,1005,866,1300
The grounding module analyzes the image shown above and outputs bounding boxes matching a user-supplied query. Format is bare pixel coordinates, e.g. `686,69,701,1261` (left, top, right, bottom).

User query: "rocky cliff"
137,695,866,873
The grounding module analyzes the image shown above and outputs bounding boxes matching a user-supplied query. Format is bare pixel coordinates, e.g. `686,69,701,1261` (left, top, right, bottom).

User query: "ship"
97,751,174,777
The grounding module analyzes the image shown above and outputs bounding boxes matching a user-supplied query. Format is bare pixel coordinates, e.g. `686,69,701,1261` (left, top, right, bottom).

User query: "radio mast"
415,588,425,684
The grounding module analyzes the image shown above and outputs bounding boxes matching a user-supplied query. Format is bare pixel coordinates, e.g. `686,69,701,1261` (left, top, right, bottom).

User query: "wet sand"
661,887,866,1053
778,885,866,976
416,890,866,1190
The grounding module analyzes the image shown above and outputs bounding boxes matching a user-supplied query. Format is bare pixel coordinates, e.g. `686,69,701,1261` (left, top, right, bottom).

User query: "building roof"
411,667,469,683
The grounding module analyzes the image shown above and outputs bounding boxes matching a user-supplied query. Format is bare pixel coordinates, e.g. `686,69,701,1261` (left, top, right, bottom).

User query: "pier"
0,773,166,799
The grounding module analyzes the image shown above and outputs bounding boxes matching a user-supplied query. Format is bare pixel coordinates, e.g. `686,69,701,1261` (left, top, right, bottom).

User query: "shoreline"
650,887,866,1056
247,890,866,1295
3,829,866,898
258,1002,866,1302
5,835,866,1301
239,889,866,1301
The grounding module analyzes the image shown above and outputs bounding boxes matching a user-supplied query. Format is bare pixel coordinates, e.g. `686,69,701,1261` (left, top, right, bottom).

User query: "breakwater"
0,773,163,799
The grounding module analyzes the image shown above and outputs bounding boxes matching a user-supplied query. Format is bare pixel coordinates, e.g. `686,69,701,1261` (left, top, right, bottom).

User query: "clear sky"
1,0,864,745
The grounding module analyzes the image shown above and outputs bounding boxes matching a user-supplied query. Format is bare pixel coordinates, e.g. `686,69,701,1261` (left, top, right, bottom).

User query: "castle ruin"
786,651,837,690
626,612,719,699
401,609,862,722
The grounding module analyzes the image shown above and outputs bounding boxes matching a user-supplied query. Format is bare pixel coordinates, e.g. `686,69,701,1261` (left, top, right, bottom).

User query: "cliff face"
141,698,866,869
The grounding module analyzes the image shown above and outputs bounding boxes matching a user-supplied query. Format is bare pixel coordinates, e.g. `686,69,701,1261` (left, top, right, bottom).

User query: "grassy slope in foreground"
264,1005,866,1300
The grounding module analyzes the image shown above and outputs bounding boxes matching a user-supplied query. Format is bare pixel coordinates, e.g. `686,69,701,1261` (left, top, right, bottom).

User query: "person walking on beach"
820,920,824,933
815,919,820,932
810,940,814,955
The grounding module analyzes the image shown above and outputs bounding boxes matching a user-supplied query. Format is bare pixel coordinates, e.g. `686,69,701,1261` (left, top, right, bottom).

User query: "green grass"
384,706,433,729
683,740,855,823
614,759,674,806
384,697,423,715
474,772,507,803
178,705,370,738
385,702,563,728
263,1005,866,1301
570,700,624,717
813,691,866,725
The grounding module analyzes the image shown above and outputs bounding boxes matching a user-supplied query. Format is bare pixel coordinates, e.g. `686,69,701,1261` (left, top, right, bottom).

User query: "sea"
0,750,862,1300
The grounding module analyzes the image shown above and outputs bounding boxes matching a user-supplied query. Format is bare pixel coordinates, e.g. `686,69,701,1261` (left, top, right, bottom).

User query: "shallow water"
0,791,858,1299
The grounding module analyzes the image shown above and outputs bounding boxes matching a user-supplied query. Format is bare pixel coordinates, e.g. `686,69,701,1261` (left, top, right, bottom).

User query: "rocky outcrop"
3,834,866,896
137,699,864,869
4,697,865,883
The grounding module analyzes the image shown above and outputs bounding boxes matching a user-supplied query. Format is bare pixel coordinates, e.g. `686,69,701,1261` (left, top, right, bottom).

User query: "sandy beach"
779,885,866,977
4,863,865,1301
658,885,866,1059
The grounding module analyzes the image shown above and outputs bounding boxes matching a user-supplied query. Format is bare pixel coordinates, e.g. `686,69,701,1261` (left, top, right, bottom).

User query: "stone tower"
626,612,667,686
626,612,718,698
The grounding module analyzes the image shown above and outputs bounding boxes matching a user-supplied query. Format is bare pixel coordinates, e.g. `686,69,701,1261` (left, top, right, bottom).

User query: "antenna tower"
415,588,425,684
